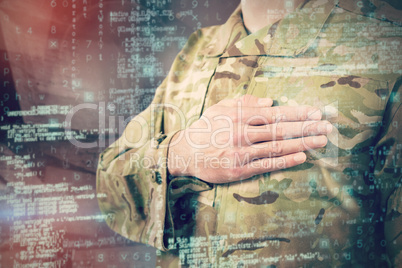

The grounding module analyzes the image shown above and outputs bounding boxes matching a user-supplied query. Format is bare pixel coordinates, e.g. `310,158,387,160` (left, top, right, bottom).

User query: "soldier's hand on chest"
168,94,332,184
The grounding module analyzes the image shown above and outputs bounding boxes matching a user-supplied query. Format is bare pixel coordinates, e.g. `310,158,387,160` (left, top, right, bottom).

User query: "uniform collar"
203,0,338,58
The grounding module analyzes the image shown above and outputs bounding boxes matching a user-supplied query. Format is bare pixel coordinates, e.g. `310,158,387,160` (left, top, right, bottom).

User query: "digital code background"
0,0,240,267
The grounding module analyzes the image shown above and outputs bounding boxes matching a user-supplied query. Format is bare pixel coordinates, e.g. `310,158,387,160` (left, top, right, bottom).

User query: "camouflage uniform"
97,0,402,267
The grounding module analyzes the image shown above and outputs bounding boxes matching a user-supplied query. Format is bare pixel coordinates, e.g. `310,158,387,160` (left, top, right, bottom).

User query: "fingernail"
258,98,273,106
317,123,326,133
326,123,333,132
308,109,321,120
294,153,306,162
313,136,327,145
318,122,331,133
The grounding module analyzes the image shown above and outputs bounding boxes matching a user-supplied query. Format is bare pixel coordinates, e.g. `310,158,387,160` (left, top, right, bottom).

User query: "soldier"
97,0,401,266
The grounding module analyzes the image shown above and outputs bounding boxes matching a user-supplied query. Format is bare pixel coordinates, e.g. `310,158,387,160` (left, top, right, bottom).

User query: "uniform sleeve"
373,78,402,266
96,80,176,251
96,29,214,251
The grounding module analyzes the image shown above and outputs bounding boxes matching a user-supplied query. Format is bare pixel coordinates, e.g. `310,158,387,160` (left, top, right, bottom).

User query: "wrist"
167,130,191,177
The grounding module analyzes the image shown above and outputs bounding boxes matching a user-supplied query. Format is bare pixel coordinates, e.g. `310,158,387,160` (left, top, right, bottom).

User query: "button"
154,132,167,149
156,132,167,143
155,171,163,185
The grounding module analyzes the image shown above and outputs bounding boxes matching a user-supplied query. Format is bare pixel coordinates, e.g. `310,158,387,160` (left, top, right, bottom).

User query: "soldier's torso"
161,2,401,267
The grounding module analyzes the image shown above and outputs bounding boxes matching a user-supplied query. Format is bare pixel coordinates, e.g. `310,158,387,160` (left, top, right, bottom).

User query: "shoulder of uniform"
337,0,402,26
181,25,221,53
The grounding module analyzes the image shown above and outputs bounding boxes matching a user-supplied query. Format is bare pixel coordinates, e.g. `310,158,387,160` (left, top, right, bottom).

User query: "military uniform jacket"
97,0,402,267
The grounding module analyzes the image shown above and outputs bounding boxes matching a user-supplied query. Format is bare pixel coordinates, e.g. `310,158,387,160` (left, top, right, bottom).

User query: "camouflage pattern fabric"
97,0,402,267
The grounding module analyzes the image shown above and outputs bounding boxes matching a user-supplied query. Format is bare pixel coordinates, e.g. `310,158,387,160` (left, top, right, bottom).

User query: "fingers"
215,95,323,125
194,95,333,184
222,135,327,182
245,121,332,144
227,152,307,182
241,106,322,125
248,135,328,159
219,94,274,107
